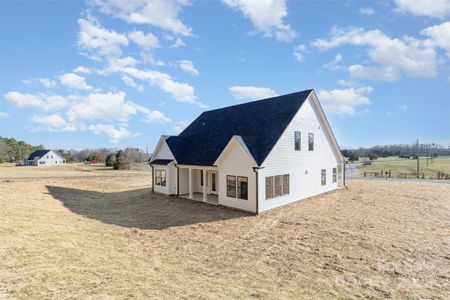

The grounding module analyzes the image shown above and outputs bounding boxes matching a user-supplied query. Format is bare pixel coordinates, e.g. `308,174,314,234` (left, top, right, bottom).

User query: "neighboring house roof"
26,149,51,160
150,159,174,165
166,89,313,166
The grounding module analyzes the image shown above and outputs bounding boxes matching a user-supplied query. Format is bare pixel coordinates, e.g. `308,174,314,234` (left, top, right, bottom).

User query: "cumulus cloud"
22,78,57,89
89,123,136,144
128,30,160,50
121,75,144,92
312,25,438,81
223,0,296,41
73,66,91,74
92,0,192,36
32,114,77,132
177,60,199,76
77,17,128,60
323,54,343,71
317,86,372,115
421,21,450,57
59,73,93,90
293,44,307,62
393,0,450,18
229,85,278,101
4,92,69,111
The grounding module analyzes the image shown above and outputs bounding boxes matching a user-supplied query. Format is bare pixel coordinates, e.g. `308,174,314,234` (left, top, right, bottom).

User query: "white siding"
258,96,340,212
217,139,257,213
36,151,65,166
153,139,175,160
151,137,177,195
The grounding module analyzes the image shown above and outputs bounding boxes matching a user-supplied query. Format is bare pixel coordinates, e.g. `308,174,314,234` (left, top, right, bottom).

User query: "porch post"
189,167,193,199
202,169,207,202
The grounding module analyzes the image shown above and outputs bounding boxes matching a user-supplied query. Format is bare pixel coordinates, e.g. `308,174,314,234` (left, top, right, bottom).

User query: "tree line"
0,136,151,169
341,142,449,162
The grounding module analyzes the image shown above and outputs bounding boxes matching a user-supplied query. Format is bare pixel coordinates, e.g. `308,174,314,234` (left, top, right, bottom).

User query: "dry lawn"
1,164,449,299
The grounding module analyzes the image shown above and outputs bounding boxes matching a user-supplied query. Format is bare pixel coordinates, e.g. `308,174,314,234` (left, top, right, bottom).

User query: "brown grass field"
1,164,449,299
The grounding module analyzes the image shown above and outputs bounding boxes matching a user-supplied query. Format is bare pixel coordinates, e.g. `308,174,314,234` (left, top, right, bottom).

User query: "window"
308,133,314,151
227,175,236,198
266,174,290,200
283,174,289,195
333,168,337,183
321,169,326,186
265,177,273,199
161,170,166,187
274,175,282,197
294,131,301,151
154,169,166,186
237,177,248,200
155,170,161,186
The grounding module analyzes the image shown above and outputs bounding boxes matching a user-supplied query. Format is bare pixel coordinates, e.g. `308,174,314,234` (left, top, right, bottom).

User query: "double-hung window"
332,168,337,183
321,169,326,186
265,174,289,200
227,175,248,200
227,175,236,198
155,169,166,186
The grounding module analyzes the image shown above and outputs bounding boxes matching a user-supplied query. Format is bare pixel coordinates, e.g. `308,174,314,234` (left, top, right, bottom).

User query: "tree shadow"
46,185,249,230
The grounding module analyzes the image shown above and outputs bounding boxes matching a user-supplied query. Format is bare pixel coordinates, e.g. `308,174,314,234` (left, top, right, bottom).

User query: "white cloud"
229,86,278,101
73,66,91,74
348,65,401,82
92,0,192,36
223,0,296,42
59,73,93,90
128,30,160,50
323,54,343,71
120,66,205,107
421,22,450,57
22,78,57,88
67,91,137,122
32,114,76,132
393,0,450,18
317,86,372,116
0,112,10,118
312,26,438,81
132,104,171,123
121,75,144,92
293,44,307,62
5,91,43,108
4,91,69,111
77,17,128,60
177,60,199,76
89,123,136,143
170,37,186,48
359,7,375,15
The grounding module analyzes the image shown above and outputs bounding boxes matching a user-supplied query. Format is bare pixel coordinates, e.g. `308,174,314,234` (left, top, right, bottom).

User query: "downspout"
252,167,265,214
150,164,154,193
343,161,346,187
175,164,180,196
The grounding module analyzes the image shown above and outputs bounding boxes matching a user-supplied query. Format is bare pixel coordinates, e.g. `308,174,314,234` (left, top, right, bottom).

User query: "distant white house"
24,150,66,166
150,89,344,213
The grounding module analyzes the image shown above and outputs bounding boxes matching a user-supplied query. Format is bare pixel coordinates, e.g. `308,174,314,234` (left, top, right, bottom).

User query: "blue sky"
1,0,449,150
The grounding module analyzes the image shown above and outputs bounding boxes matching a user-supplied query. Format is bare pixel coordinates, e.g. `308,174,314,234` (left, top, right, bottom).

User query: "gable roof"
27,149,51,160
166,89,313,166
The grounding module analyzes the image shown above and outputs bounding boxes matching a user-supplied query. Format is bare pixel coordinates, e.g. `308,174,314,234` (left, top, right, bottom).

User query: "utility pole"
416,139,420,178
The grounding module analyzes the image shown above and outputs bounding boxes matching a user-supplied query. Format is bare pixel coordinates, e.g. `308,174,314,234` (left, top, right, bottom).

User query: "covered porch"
177,165,219,205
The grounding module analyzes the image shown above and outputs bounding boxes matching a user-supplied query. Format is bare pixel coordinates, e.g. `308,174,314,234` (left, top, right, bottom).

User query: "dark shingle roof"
150,159,174,165
166,89,312,166
27,149,51,160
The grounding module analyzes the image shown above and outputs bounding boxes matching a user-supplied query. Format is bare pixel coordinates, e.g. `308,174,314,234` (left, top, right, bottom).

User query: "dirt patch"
1,167,449,299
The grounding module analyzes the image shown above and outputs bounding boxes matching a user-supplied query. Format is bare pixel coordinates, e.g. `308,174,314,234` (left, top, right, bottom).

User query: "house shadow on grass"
46,185,249,230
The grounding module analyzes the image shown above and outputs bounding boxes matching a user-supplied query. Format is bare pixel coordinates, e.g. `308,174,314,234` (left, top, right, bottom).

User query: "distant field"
353,156,450,179
0,163,150,179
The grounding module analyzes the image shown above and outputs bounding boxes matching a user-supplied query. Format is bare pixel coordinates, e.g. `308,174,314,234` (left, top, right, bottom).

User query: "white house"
150,89,344,213
24,149,66,166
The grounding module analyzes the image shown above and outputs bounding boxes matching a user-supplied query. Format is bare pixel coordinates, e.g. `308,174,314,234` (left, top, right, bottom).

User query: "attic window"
308,133,314,151
294,131,301,151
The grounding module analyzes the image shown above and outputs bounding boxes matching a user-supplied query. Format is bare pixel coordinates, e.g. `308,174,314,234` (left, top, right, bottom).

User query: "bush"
105,153,116,167
113,150,131,170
